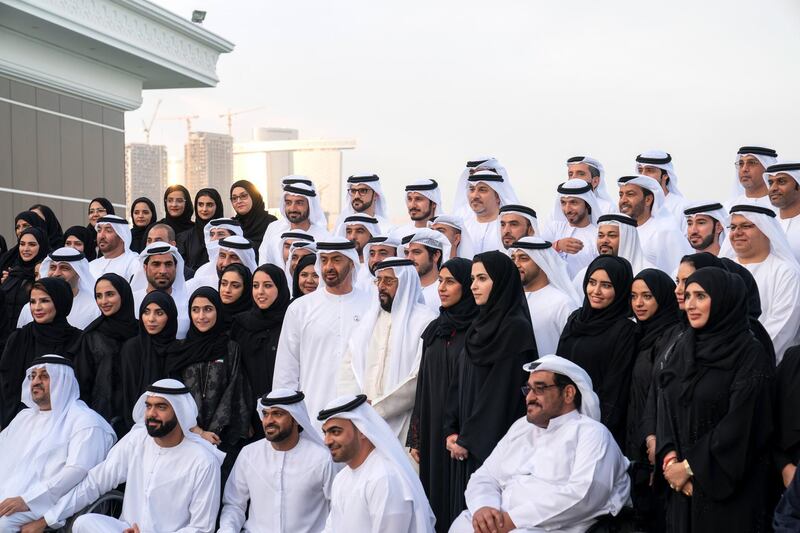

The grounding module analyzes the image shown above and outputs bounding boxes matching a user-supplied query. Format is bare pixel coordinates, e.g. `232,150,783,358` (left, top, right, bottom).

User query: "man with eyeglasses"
336,258,436,443
335,174,392,233
449,355,630,533
729,204,800,364
727,146,779,209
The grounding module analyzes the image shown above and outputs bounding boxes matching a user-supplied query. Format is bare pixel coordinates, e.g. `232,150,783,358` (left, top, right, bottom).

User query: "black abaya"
177,188,224,270
129,197,157,253
230,179,276,253
409,258,478,532
445,251,537,517
655,267,774,533
557,255,637,447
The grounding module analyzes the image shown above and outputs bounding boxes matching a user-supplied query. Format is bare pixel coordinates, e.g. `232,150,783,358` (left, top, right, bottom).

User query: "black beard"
265,425,294,443
690,233,716,251
379,294,394,312
352,198,373,212
146,416,179,438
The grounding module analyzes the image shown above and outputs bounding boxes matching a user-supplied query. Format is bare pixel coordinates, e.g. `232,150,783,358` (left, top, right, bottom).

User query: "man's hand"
664,460,691,492
123,523,141,533
199,431,221,446
557,238,584,254
0,496,29,516
20,517,46,533
409,448,420,464
783,463,797,488
472,507,515,533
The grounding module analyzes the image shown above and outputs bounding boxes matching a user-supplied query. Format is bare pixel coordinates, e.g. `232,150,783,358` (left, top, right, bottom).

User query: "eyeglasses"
348,187,373,197
734,160,762,169
521,383,559,396
373,277,398,287
88,208,107,215
230,193,250,203
166,198,186,205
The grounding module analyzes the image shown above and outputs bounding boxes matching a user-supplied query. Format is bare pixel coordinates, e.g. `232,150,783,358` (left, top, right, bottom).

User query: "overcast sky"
126,0,800,220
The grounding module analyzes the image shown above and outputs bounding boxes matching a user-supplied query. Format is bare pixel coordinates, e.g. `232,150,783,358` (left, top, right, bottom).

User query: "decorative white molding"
1,0,234,90
234,139,358,154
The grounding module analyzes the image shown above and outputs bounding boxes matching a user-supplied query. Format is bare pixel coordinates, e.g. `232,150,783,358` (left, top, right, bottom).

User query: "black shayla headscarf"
5,211,48,271
84,273,139,342
426,257,479,342
129,197,158,254
194,188,224,233
219,262,253,328
562,255,633,339
29,277,79,346
6,227,49,281
62,225,91,253
464,251,536,365
291,253,318,300
165,287,228,375
160,185,194,234
230,179,276,244
29,204,63,250
633,268,680,351
681,252,724,271
677,267,752,403
234,264,290,333
15,210,48,236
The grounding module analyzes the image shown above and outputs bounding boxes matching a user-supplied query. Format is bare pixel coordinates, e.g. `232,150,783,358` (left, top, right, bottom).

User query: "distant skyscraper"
185,131,234,205
233,128,355,228
125,143,168,217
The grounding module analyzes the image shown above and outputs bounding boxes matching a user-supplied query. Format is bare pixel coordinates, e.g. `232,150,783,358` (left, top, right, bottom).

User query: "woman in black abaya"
656,267,774,532
29,204,63,250
230,264,290,437
177,188,223,270
85,198,114,260
118,290,178,433
73,273,138,428
158,185,194,235
409,257,478,532
0,277,80,425
229,179,276,253
445,251,537,517
0,227,48,327
129,197,157,253
218,263,253,331
557,255,637,447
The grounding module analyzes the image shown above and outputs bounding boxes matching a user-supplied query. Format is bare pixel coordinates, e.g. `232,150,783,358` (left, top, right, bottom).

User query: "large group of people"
0,148,800,532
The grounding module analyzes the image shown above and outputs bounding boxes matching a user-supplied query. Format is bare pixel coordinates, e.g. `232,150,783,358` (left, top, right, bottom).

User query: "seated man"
0,356,115,533
219,389,335,533
450,355,630,533
28,379,224,533
319,394,436,532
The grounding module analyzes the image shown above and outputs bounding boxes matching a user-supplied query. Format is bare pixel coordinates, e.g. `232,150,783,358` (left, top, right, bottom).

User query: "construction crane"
160,114,200,136
141,99,162,144
218,107,264,136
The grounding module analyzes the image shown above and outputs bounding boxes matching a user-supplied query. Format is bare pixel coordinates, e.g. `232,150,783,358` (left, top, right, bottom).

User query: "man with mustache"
335,174,392,233
0,356,115,532
397,179,442,237
259,178,330,266
337,258,436,443
218,389,334,533
727,146,779,209
318,394,436,532
23,379,223,533
449,355,630,533
683,201,728,257
401,229,450,313
273,238,372,432
17,247,100,329
88,215,140,282
765,162,800,263
498,205,538,250
541,179,600,278
458,169,517,254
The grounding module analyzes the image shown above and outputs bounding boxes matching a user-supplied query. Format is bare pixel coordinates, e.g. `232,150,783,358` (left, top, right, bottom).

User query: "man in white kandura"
728,203,800,363
0,356,115,533
541,179,600,278
337,258,436,443
428,214,475,260
683,201,728,257
218,389,335,533
566,155,616,216
273,238,372,431
319,394,436,533
400,228,451,313
130,242,190,339
507,238,580,356
764,161,800,263
17,247,99,328
35,379,224,533
449,355,631,533
634,150,687,227
88,215,140,281
727,145,779,209
259,177,329,265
